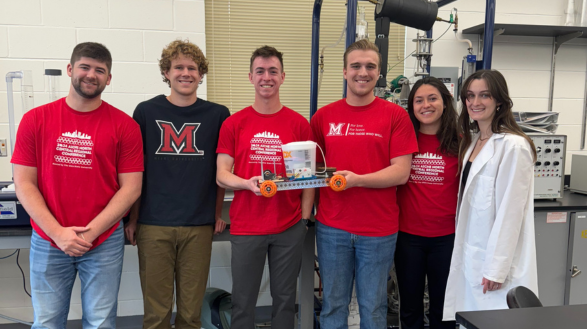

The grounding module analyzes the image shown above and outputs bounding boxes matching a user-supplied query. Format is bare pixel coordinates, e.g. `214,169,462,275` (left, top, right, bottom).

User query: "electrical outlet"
0,139,7,157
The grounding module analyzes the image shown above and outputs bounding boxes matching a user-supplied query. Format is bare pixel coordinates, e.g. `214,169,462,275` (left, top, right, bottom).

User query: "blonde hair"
343,39,381,69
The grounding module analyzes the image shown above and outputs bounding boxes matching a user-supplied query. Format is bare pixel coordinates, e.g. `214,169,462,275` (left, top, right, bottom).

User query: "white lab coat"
443,132,538,321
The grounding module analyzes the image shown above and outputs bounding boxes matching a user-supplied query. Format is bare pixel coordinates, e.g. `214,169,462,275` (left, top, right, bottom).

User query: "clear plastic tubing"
5,71,23,158
45,69,62,102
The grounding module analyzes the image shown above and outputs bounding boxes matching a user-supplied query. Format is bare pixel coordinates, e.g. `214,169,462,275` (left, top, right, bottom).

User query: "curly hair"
159,39,208,87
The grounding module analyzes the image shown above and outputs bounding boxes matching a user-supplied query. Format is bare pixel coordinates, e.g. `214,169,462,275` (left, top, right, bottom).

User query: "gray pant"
230,220,306,329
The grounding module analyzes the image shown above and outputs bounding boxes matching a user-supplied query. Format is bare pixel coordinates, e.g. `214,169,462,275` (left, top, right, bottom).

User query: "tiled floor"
0,311,401,328
0,307,275,329
0,315,142,329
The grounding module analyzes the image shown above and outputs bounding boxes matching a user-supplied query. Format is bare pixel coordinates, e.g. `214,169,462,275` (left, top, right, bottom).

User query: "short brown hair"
250,46,284,72
159,40,208,87
70,42,112,73
343,39,381,69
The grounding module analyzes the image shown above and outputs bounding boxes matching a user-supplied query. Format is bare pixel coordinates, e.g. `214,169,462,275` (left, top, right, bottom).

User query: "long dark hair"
458,70,537,167
407,77,459,156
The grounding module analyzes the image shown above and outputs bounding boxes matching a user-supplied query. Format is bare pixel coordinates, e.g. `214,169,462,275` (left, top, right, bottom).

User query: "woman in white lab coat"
442,70,538,321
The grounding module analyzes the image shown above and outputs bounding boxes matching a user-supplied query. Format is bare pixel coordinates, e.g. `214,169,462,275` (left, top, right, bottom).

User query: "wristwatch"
302,218,314,227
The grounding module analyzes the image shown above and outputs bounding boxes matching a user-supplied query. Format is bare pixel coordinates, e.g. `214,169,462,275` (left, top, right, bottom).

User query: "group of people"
11,37,537,329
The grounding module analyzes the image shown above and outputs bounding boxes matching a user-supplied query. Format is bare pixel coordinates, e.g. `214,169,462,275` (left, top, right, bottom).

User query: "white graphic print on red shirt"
249,131,283,164
54,130,94,169
410,152,446,185
326,122,383,138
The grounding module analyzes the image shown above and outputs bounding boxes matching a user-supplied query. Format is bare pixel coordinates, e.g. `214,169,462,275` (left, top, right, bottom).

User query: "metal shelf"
463,23,587,38
463,23,587,149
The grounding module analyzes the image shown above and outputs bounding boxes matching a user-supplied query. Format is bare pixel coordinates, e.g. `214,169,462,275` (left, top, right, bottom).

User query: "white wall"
0,0,270,324
3,0,585,324
0,0,209,181
405,0,586,174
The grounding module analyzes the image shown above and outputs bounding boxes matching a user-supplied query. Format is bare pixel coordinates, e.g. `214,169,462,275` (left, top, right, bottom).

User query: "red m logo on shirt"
156,120,204,155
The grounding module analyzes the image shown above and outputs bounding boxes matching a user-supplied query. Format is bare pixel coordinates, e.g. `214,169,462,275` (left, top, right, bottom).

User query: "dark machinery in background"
310,0,499,117
310,0,452,117
374,0,439,95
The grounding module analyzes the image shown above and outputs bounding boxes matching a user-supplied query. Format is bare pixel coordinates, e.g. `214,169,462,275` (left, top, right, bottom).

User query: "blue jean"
317,221,397,329
30,222,124,329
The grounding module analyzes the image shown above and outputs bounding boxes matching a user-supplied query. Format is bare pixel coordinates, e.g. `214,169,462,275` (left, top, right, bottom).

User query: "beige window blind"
205,0,405,118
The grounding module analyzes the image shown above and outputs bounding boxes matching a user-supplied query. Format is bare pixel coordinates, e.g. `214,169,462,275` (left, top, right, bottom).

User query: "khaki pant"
137,224,213,329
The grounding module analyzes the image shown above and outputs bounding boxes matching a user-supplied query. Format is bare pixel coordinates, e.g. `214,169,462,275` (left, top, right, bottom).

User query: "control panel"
531,134,566,199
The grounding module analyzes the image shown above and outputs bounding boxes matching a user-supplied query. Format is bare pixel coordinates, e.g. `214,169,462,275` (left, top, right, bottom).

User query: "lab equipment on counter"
531,134,566,199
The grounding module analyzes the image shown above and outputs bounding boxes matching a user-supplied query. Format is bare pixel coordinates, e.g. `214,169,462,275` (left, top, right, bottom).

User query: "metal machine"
0,184,30,227
373,0,439,95
569,154,587,195
430,66,459,98
531,134,566,199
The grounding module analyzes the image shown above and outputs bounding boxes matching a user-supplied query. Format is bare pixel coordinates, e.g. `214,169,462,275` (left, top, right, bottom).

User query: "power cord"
16,249,31,297
0,249,33,326
0,250,17,259
0,249,31,297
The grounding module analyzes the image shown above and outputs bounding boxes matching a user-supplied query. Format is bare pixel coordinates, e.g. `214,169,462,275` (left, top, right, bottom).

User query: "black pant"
230,220,306,329
395,231,456,329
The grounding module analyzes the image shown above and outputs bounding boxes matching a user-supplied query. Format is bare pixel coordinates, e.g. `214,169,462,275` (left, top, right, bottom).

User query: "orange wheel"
260,180,277,197
329,174,346,192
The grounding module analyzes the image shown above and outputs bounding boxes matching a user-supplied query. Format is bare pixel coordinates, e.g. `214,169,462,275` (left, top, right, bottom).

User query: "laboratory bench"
2,189,587,325
0,189,316,329
456,304,587,329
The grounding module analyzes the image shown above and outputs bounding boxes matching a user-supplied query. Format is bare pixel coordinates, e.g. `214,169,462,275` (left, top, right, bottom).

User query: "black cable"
387,23,454,73
433,23,454,43
16,249,31,297
0,250,17,259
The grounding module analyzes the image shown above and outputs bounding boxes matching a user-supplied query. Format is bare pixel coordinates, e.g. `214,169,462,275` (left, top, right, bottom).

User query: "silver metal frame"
548,32,583,112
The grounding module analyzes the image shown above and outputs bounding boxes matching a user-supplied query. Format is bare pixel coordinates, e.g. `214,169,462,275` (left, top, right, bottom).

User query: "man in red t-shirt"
310,39,418,329
11,42,143,328
216,46,314,329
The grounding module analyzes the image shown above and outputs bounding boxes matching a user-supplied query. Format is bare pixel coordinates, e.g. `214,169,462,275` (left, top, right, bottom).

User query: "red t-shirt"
216,106,310,235
11,98,144,249
397,133,459,237
310,98,418,236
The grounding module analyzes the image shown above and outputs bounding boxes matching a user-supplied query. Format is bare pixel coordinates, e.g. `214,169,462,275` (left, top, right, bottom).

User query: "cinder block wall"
0,0,278,324
2,0,584,324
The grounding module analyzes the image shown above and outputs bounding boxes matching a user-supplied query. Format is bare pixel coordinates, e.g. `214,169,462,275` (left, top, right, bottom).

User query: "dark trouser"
395,231,456,329
230,220,306,329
